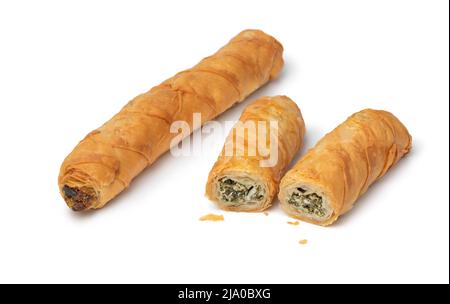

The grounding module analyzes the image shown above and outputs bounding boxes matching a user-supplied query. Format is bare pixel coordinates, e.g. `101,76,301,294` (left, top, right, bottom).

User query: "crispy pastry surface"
59,30,284,211
279,109,412,226
206,96,305,212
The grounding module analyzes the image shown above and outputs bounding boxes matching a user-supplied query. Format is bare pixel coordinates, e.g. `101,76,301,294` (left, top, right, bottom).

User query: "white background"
0,0,448,284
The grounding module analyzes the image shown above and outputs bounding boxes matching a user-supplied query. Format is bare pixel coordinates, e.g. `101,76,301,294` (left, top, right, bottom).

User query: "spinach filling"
288,188,327,218
217,178,265,205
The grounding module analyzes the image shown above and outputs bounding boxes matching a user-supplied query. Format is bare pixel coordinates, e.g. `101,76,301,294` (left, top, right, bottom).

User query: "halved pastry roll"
279,109,412,226
206,96,305,212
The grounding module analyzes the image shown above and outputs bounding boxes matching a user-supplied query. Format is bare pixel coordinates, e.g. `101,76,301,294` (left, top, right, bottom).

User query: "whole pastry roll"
59,29,284,211
279,109,412,226
206,96,305,212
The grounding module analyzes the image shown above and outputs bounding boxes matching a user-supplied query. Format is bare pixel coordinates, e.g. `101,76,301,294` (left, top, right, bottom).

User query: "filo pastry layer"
279,109,412,226
59,29,284,211
206,96,305,212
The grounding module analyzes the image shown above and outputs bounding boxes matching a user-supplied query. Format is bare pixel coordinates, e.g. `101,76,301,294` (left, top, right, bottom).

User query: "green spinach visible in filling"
288,188,326,218
218,178,264,205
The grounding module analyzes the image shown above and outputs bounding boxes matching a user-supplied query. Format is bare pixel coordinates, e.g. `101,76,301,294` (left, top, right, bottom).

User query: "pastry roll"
206,96,305,212
59,29,284,211
279,109,412,226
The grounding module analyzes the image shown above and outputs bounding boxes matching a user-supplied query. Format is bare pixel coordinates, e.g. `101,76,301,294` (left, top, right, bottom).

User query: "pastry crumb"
199,214,224,222
264,212,269,216
287,221,299,226
299,239,308,245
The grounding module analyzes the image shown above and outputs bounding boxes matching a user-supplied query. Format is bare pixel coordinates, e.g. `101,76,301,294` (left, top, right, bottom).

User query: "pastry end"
62,185,96,212
284,186,333,223
213,176,269,212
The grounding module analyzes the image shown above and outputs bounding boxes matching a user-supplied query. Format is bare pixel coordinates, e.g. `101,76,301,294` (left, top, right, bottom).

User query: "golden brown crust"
287,221,300,226
279,109,412,226
199,214,225,222
59,29,284,211
205,96,305,212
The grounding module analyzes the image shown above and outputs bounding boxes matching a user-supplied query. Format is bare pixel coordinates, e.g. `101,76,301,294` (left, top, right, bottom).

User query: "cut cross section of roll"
279,109,412,226
206,96,305,212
